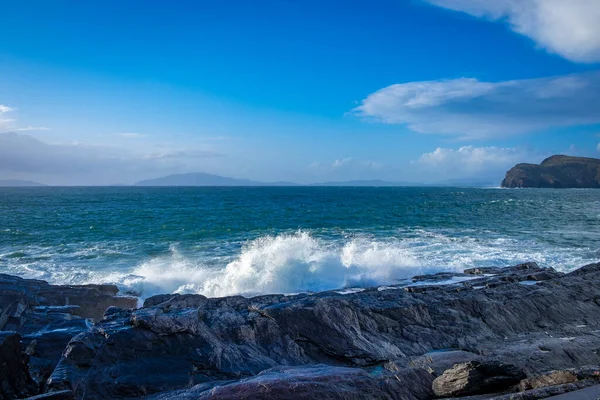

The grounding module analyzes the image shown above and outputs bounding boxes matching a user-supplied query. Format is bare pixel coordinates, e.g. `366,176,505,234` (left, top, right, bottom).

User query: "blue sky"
1,0,599,185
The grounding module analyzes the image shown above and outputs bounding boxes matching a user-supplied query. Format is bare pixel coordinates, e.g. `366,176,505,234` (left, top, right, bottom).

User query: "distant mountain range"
134,173,423,187
0,173,497,188
0,179,46,187
134,173,297,187
134,173,492,187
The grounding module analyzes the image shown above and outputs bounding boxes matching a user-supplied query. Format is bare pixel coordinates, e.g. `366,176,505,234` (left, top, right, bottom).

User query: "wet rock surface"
0,332,37,399
0,274,136,397
3,262,600,399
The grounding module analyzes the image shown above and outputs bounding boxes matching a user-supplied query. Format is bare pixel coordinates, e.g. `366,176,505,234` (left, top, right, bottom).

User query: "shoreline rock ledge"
2,262,600,399
501,155,600,188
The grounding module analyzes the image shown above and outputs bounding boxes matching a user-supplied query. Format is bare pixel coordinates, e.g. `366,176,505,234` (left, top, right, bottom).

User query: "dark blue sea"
1,187,598,299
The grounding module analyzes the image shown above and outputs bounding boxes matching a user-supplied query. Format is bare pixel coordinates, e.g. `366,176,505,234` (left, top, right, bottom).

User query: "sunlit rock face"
502,155,600,188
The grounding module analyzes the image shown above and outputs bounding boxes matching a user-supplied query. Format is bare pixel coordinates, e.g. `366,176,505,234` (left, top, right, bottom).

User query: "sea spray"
100,230,589,299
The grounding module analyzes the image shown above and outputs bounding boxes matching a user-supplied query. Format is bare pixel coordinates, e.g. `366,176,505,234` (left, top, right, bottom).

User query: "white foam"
0,229,594,300
116,232,451,299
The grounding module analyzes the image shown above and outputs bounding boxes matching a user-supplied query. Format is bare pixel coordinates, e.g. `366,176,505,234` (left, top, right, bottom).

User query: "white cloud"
141,149,225,160
417,146,529,171
332,158,353,168
329,158,382,170
14,126,51,132
425,0,600,62
0,105,49,133
353,71,600,139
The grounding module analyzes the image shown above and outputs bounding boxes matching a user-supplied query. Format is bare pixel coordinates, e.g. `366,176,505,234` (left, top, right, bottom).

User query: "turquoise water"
0,187,598,298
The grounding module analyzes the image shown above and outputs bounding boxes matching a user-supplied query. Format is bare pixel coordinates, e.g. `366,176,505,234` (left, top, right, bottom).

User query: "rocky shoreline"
2,262,600,399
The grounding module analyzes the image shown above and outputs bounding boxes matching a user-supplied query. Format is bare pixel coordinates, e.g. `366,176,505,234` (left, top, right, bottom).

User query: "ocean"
1,186,598,299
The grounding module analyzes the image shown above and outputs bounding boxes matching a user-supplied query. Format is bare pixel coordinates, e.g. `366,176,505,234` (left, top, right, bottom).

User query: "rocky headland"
2,262,600,399
501,155,600,188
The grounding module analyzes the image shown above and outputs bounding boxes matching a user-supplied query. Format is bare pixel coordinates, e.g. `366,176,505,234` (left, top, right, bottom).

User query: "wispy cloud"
141,149,225,160
352,71,600,139
0,105,50,133
309,158,383,172
332,157,353,168
0,105,15,131
14,126,51,132
413,145,542,181
424,0,600,63
117,132,145,138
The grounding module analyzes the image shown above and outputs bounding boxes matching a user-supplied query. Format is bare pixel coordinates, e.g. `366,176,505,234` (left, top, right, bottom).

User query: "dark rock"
23,390,75,400
3,262,600,399
0,273,137,321
501,155,600,188
0,274,138,394
0,332,37,399
463,267,500,275
432,361,525,397
488,380,600,400
148,365,435,400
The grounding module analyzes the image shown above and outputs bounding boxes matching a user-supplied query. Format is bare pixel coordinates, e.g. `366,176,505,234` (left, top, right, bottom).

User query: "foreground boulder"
0,274,137,322
432,361,525,397
0,274,137,396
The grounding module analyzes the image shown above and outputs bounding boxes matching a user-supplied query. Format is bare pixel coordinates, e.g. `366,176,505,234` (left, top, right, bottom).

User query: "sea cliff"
2,262,600,399
501,155,600,188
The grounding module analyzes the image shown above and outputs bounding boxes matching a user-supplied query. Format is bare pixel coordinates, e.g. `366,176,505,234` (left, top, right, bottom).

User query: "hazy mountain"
0,179,46,187
310,180,423,187
433,178,498,188
134,173,298,187
135,173,496,187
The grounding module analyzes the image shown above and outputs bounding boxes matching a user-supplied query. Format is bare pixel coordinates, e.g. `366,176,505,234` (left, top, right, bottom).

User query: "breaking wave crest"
1,230,593,300
103,230,591,299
